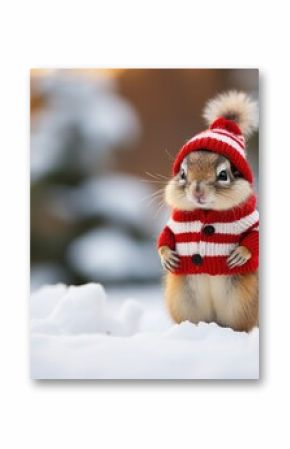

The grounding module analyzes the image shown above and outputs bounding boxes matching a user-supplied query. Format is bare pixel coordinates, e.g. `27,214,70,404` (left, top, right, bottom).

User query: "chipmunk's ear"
203,90,258,139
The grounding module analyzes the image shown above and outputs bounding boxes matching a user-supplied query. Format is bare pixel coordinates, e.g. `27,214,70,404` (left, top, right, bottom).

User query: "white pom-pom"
203,90,258,138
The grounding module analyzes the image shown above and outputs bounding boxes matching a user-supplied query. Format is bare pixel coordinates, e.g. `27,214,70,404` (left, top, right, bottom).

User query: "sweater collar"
172,194,256,222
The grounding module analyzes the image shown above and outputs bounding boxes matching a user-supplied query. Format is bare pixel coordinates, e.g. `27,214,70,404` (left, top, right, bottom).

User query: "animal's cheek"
205,186,216,197
184,186,193,199
214,185,227,194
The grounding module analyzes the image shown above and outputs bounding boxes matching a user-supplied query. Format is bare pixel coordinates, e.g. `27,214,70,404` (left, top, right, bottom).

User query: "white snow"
31,283,142,337
30,283,259,379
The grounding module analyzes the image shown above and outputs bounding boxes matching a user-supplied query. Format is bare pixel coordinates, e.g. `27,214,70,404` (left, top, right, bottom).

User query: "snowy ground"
30,283,259,379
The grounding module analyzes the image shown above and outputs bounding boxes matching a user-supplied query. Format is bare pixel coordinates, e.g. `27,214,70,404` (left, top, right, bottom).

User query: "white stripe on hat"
176,241,237,257
167,210,259,236
212,128,245,147
188,131,246,158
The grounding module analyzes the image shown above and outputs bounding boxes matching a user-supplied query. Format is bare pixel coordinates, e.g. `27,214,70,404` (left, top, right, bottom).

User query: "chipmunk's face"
165,150,252,211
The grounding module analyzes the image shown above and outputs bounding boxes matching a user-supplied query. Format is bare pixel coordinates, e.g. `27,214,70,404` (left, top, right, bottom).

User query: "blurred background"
30,69,258,291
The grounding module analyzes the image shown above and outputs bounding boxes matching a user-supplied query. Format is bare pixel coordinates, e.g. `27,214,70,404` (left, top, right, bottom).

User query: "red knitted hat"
172,91,258,184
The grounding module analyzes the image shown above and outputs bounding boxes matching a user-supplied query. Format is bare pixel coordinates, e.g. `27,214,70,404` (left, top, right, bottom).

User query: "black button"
203,225,215,235
192,254,203,265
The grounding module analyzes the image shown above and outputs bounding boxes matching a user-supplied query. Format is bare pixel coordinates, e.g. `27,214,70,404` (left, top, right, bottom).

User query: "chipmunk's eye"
217,170,228,181
180,169,186,180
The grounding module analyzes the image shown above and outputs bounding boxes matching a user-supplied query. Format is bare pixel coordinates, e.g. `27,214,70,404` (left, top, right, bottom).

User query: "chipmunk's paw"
227,245,251,268
159,246,180,272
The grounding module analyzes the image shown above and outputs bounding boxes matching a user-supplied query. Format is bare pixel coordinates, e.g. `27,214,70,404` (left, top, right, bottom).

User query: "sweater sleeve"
157,225,176,250
240,212,259,256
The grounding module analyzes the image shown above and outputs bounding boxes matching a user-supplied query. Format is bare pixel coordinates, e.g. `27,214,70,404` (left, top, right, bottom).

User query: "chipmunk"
158,91,259,332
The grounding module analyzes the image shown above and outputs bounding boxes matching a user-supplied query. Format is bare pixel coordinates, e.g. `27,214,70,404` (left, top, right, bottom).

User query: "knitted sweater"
158,194,259,275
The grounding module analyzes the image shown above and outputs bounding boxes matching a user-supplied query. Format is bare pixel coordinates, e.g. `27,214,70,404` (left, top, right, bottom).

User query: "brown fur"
165,273,258,332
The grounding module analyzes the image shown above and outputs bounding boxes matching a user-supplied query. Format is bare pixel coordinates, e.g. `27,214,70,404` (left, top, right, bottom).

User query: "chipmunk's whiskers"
139,188,164,205
164,148,175,162
145,171,170,181
154,199,166,218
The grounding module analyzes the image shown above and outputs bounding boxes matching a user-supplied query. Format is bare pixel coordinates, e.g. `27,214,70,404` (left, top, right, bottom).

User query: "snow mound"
30,283,259,380
31,283,143,337
30,283,67,318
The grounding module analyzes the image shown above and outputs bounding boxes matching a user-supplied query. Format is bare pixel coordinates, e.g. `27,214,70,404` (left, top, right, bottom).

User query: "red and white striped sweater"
158,194,259,275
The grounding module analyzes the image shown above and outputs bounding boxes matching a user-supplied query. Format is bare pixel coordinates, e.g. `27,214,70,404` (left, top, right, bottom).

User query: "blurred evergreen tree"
31,71,161,289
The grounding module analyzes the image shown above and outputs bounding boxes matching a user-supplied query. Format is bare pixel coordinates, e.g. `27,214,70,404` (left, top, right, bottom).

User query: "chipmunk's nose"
194,191,204,200
193,183,206,203
194,191,205,202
